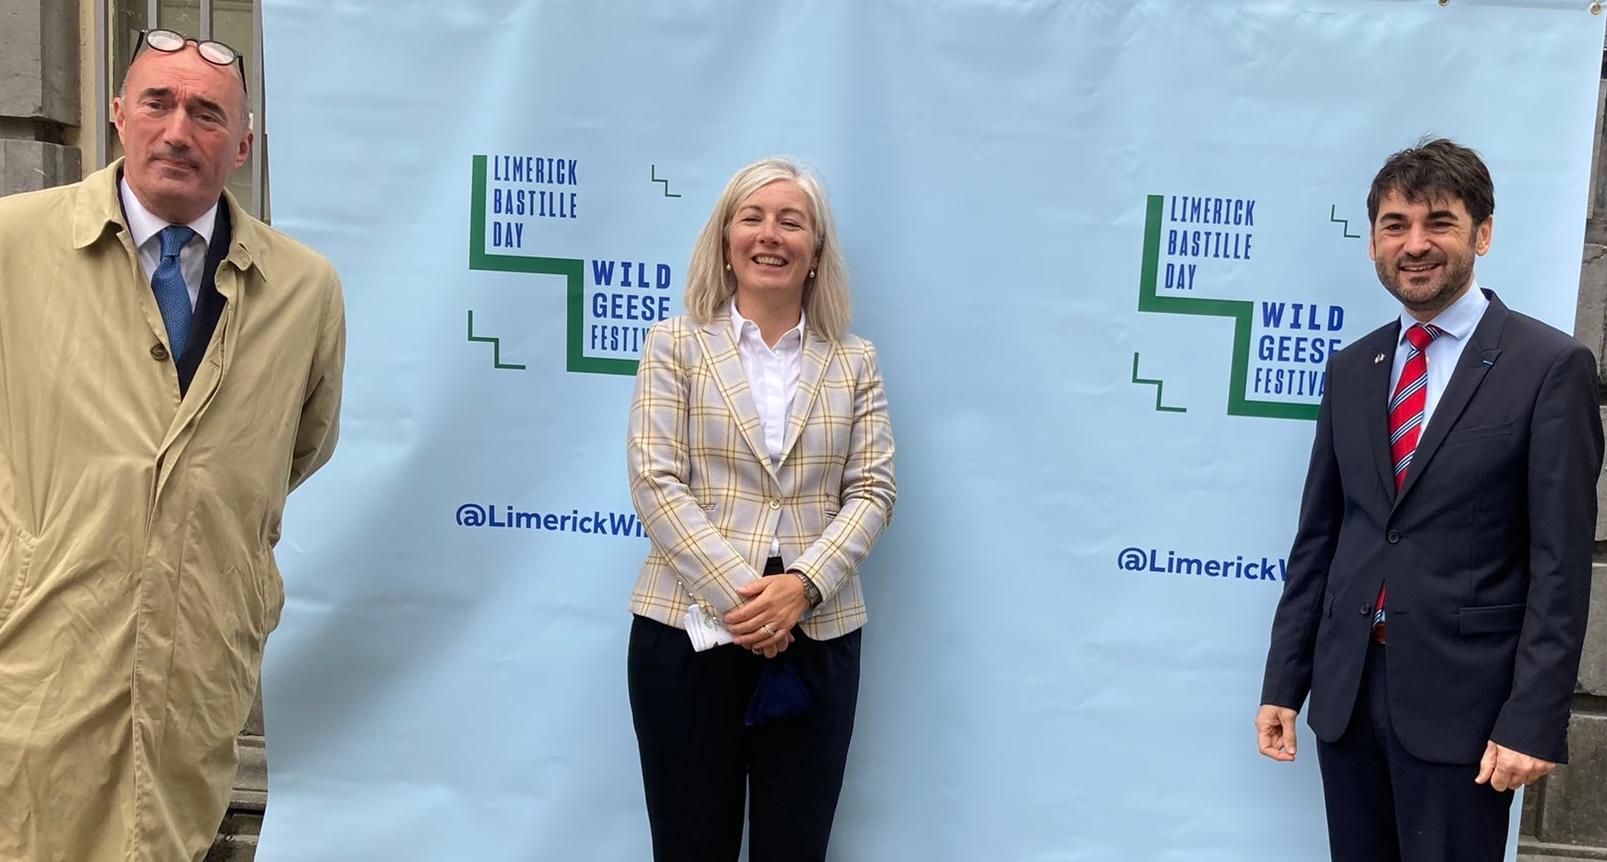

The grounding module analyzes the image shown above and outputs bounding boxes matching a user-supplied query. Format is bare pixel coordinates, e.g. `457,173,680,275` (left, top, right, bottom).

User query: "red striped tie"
1374,322,1441,640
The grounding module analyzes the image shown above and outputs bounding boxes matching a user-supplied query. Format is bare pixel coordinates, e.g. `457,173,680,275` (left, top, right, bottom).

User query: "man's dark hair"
1366,137,1495,226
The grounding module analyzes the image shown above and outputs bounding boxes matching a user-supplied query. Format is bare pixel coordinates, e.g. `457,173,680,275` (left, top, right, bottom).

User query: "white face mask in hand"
684,603,734,652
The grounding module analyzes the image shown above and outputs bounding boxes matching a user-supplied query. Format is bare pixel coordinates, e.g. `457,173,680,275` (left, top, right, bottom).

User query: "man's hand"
1476,741,1556,792
726,575,811,652
1256,704,1300,762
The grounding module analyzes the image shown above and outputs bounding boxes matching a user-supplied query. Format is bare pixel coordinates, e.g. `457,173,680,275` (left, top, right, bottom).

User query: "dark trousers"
628,613,861,862
1316,644,1514,862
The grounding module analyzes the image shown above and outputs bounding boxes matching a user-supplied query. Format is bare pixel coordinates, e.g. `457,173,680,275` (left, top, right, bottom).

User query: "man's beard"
1376,252,1475,317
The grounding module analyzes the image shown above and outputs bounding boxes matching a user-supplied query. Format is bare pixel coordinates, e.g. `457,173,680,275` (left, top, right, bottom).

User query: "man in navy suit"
1256,138,1603,862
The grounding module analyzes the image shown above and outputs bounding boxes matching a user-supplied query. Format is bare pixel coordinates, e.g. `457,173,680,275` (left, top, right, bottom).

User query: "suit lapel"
176,206,232,397
697,316,775,476
779,331,833,467
1393,294,1509,509
1362,322,1402,499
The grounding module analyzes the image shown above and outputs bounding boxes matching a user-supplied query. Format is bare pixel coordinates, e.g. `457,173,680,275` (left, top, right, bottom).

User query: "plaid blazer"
627,313,896,640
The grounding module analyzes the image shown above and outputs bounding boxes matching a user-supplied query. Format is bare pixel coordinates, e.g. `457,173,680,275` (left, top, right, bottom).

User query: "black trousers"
1316,644,1514,862
627,614,861,862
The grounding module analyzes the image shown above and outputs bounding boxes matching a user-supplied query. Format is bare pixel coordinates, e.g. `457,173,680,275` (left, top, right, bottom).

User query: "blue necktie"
151,225,196,359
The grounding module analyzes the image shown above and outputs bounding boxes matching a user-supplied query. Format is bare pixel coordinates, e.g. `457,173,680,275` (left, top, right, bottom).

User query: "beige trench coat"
0,161,344,861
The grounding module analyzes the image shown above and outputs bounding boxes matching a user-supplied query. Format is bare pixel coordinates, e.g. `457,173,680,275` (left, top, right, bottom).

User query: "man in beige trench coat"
0,29,344,861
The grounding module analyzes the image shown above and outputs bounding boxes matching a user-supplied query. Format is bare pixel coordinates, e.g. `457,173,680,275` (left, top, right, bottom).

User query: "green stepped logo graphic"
466,309,526,370
467,154,639,377
1136,193,1322,422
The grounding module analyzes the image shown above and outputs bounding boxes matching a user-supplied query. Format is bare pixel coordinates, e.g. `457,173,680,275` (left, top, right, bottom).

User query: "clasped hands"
1254,705,1556,791
725,574,812,659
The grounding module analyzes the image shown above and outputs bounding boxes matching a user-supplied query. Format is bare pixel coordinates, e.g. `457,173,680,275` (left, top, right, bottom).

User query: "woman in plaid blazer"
626,157,896,862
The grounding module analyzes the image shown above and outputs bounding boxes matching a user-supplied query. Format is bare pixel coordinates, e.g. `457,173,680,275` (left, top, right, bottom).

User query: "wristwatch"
790,570,822,608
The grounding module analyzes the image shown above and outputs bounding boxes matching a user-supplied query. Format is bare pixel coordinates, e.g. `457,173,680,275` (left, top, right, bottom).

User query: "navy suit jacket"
1262,290,1603,764
178,204,231,396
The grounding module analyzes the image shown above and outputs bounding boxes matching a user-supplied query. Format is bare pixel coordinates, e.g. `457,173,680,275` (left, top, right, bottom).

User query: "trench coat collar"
72,158,261,275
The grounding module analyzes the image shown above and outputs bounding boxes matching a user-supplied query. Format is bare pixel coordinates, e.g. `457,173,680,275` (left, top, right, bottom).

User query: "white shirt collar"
1399,279,1488,344
729,299,806,349
119,176,218,252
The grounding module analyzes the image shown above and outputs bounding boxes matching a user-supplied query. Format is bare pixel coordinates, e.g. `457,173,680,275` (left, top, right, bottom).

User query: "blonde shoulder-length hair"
683,157,851,341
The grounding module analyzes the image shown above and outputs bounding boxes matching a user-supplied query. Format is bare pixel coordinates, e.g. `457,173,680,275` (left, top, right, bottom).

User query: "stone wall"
0,0,80,190
1519,75,1607,862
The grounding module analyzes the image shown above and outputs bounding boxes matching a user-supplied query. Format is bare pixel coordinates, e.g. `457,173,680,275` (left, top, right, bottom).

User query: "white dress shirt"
731,300,805,557
119,178,218,308
1389,281,1490,435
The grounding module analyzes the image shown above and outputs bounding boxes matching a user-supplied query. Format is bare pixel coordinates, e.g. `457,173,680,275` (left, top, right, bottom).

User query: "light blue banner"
258,1,1604,858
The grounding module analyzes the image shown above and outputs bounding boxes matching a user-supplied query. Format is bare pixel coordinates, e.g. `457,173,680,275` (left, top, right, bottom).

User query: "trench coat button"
150,343,168,361
1386,530,1400,544
1360,603,1372,615
769,497,782,510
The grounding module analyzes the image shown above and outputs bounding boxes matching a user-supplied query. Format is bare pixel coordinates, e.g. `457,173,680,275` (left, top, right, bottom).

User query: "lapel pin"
1481,358,1495,366
1373,352,1386,365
